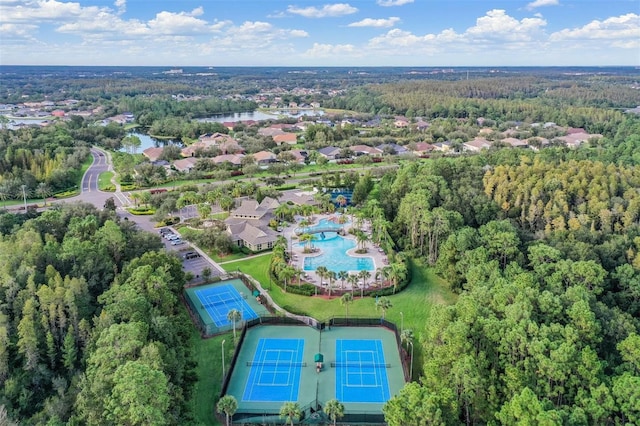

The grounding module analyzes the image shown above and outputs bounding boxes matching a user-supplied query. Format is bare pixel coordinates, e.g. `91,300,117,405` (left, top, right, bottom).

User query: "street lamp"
221,339,226,385
399,312,404,334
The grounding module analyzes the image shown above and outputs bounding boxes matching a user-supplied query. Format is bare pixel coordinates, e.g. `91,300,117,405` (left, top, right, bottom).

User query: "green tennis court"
223,322,406,423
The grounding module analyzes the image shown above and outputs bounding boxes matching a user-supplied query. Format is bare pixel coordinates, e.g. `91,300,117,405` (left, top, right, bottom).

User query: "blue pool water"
300,217,347,234
301,232,374,272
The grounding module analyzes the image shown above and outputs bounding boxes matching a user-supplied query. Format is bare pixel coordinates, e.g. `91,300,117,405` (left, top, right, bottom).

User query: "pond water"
197,109,325,123
124,132,183,152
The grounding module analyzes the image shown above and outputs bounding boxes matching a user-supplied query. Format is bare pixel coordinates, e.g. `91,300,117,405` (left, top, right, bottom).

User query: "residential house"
288,149,308,163
394,117,409,128
317,146,341,160
258,127,285,137
253,150,277,166
351,144,382,157
432,141,453,152
376,143,408,155
502,137,528,148
273,133,298,146
412,142,435,156
173,158,199,172
211,154,245,167
463,138,493,152
414,120,430,131
557,132,602,148
143,147,165,162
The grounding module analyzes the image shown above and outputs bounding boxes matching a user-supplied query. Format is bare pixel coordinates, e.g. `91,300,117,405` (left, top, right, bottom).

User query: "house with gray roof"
317,146,341,160
224,197,280,252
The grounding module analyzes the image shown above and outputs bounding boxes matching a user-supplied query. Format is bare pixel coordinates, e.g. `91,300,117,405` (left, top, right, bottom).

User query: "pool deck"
283,215,389,291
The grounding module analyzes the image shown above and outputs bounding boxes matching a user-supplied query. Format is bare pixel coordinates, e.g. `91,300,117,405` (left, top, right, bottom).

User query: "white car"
171,239,185,245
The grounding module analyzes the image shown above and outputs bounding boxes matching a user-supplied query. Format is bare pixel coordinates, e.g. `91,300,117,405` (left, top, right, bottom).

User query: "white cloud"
348,17,400,28
114,0,125,14
303,42,356,57
147,9,212,35
1,0,106,22
0,22,37,37
287,3,357,18
526,0,559,10
377,0,414,6
549,13,640,41
466,9,546,41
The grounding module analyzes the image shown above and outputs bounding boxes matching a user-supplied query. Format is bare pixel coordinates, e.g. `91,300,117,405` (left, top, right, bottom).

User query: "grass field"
188,327,234,426
98,171,114,190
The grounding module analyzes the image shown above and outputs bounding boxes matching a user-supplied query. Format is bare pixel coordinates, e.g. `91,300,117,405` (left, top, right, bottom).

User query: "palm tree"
375,296,392,319
340,293,353,319
388,262,407,294
338,270,348,290
227,309,241,340
327,270,337,296
35,182,52,206
358,270,371,297
324,399,345,426
335,194,347,208
299,233,314,252
355,230,369,251
400,329,414,380
279,401,301,426
216,395,238,426
316,266,329,287
280,265,296,293
347,274,358,297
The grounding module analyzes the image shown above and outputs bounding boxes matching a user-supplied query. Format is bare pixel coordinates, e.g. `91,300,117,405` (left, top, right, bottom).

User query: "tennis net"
330,362,390,368
246,361,307,367
201,298,242,309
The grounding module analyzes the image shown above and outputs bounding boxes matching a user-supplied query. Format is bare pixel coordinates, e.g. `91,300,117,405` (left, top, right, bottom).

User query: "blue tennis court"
242,338,305,402
335,339,391,403
194,284,258,326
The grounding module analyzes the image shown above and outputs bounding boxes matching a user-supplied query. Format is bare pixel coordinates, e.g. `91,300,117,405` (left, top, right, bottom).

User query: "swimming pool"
299,217,347,234
301,232,374,273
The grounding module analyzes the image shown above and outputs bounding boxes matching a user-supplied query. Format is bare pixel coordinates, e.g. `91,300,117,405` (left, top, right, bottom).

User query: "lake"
197,109,325,123
125,132,183,152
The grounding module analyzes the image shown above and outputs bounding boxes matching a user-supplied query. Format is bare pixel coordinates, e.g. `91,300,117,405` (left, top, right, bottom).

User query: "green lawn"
98,171,114,190
188,328,235,426
220,254,456,378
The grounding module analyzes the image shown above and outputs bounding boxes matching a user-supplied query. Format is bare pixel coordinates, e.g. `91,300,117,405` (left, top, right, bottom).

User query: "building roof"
143,147,165,162
211,154,244,165
253,150,277,162
351,144,382,156
376,143,407,154
318,146,341,157
273,133,298,145
173,157,198,172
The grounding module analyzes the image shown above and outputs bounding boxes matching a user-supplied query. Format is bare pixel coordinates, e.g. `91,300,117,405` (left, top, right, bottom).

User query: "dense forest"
0,203,195,425
374,127,640,423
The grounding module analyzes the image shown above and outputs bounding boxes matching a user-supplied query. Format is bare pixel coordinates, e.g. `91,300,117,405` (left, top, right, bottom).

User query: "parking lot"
157,227,225,282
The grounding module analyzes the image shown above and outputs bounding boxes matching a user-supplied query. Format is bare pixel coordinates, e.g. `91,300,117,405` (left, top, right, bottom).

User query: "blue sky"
1,0,638,66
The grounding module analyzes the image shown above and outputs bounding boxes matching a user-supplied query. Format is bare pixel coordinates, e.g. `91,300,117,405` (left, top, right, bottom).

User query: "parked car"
165,234,179,240
171,239,185,246
184,251,200,260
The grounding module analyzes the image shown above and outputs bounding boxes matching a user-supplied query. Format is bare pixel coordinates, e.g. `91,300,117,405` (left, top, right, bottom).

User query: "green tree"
62,325,77,373
279,401,302,426
340,292,353,319
324,399,345,426
104,360,170,426
216,395,238,426
383,382,455,426
376,296,392,319
227,309,242,340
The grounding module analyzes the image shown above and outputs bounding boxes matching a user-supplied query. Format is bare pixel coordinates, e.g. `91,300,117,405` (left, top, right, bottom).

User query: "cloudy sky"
0,0,638,66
